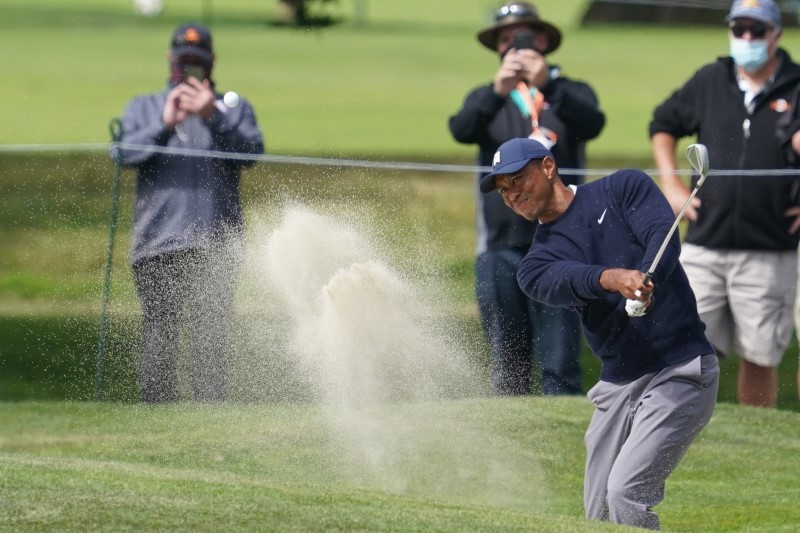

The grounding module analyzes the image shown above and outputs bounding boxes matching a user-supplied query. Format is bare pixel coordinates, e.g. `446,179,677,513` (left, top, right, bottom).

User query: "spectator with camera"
448,2,605,396
115,22,264,403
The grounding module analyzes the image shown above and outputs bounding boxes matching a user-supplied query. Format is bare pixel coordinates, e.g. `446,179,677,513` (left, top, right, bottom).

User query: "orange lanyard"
516,81,545,132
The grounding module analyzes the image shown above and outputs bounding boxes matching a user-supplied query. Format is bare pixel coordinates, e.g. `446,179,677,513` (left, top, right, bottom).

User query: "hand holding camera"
163,85,189,129
181,63,207,83
163,76,216,128
494,30,549,95
513,30,550,89
177,77,215,120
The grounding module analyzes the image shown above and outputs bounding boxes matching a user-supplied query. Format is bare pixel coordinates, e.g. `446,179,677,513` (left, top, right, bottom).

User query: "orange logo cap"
184,28,200,43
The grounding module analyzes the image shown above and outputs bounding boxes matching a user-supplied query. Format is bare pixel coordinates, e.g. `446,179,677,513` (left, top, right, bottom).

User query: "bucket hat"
477,2,562,55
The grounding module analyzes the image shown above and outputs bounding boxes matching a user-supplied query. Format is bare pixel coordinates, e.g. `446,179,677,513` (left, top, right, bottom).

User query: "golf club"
629,143,709,312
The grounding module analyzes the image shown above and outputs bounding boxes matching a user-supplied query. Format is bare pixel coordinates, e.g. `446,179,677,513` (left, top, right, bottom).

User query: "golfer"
481,138,718,530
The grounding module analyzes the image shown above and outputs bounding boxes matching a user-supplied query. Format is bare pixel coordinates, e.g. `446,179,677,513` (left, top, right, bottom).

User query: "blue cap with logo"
479,138,554,193
726,0,781,28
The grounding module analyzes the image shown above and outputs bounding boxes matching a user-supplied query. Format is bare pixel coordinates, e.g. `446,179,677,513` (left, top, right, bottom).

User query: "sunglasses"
729,23,771,39
494,4,535,22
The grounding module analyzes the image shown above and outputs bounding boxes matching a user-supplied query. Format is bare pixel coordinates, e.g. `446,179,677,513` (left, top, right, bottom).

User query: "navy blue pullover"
517,169,714,383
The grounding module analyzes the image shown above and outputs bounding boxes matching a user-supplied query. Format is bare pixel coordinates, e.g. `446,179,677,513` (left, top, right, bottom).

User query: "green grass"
1,399,799,531
4,0,800,160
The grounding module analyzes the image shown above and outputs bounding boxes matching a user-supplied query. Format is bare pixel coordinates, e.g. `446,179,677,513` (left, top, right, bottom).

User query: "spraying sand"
237,205,549,510
263,206,478,405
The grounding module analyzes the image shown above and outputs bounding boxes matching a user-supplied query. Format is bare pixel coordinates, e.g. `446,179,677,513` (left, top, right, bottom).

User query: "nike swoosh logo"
597,208,607,224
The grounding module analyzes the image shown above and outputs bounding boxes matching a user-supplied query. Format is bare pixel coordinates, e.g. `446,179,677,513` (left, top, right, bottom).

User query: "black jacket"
650,49,800,251
776,76,800,167
449,68,605,253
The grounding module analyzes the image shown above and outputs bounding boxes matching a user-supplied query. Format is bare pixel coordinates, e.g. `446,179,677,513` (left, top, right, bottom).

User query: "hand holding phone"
179,77,216,120
182,64,207,83
512,29,535,51
163,85,189,128
511,29,549,89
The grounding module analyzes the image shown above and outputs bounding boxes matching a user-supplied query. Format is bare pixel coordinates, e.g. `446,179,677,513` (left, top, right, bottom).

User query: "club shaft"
644,177,705,285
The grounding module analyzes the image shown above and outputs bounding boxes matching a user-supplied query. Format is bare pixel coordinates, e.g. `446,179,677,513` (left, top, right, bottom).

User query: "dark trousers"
476,249,582,396
132,246,239,403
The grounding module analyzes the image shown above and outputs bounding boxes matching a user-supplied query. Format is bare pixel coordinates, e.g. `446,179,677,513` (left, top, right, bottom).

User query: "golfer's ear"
542,156,557,178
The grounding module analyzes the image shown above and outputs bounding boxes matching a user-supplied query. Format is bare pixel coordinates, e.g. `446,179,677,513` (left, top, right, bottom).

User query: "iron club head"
686,143,709,186
640,143,711,290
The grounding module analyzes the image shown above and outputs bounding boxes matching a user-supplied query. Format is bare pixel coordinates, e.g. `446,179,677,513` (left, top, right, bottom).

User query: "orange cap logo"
741,0,760,8
184,28,200,44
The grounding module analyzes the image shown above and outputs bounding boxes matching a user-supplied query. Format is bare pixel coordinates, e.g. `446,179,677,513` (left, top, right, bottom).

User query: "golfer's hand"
516,49,549,89
599,268,654,301
661,178,701,221
605,269,655,318
163,85,189,129
493,51,525,97
179,78,216,120
625,297,652,317
786,206,800,234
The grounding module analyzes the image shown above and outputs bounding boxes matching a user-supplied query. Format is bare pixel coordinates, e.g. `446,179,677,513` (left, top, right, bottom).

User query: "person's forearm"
651,132,681,188
207,104,263,154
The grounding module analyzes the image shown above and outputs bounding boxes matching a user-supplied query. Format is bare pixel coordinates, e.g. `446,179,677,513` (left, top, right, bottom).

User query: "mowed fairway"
2,399,799,531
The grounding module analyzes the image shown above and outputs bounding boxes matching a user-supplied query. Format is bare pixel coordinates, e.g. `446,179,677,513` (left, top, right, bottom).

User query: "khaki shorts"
681,243,796,367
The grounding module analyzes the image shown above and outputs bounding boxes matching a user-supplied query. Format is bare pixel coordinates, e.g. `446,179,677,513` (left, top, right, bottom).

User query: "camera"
512,29,535,51
181,64,207,82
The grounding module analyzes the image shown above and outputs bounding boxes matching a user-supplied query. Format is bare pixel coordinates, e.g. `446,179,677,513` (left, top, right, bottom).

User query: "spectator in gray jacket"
116,22,264,402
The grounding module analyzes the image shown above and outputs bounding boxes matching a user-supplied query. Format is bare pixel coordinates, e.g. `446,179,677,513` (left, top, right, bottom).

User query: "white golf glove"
625,298,649,317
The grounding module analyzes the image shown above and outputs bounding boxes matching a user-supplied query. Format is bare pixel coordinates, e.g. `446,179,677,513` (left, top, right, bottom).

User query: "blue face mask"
729,37,769,72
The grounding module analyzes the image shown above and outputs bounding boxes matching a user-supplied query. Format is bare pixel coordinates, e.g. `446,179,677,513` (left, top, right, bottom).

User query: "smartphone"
182,64,207,82
512,29,535,50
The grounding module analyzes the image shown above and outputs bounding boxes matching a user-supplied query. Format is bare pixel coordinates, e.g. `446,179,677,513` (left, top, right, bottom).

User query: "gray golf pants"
584,354,719,530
